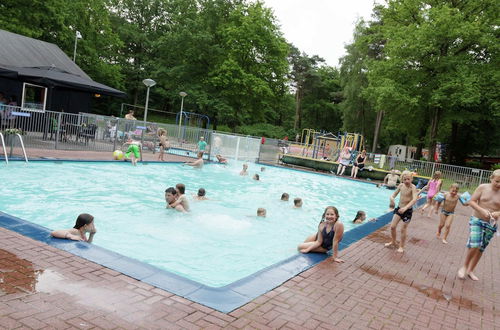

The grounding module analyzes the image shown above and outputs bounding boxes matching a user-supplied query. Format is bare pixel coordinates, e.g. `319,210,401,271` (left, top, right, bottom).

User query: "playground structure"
288,129,365,162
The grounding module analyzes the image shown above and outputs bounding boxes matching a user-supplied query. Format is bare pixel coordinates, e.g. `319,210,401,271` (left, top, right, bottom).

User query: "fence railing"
1,107,493,190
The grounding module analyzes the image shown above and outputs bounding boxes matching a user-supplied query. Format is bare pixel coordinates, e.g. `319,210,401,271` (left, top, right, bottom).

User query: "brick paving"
1,152,499,329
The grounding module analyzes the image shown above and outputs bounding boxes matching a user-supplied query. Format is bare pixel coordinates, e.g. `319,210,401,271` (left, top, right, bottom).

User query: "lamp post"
142,78,156,124
178,91,187,140
73,31,82,62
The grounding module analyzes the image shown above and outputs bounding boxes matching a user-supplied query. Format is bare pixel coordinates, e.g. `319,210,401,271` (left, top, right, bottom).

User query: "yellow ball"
113,150,124,160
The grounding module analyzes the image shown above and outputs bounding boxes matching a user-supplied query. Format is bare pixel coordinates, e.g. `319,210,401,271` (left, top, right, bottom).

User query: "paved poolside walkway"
1,205,498,329
1,152,499,329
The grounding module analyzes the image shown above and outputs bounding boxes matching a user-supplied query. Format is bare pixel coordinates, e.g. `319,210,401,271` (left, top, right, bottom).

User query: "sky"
261,0,377,67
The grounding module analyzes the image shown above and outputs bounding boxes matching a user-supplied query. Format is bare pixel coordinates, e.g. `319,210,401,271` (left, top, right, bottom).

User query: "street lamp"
142,78,156,124
73,31,82,62
178,91,187,140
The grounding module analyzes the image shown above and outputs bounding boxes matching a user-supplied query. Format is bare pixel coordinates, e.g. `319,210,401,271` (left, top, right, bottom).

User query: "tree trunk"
294,87,303,130
447,121,458,163
371,110,383,153
427,108,441,162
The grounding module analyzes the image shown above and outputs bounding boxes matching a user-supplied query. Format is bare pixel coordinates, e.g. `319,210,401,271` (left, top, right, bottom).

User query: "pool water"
0,161,393,287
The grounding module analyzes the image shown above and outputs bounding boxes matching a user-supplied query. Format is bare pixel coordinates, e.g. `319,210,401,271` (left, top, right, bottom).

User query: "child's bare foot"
442,239,448,244
467,272,479,281
457,267,466,279
397,247,404,253
384,242,395,248
436,232,441,239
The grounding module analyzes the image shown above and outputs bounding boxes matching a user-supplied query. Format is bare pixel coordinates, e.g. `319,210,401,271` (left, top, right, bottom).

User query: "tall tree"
287,45,324,130
366,0,499,160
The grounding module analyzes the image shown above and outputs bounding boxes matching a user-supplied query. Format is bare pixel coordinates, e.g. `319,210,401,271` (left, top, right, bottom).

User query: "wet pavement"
0,151,499,329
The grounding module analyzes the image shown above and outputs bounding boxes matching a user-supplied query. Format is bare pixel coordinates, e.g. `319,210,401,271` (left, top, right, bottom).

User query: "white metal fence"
1,107,494,189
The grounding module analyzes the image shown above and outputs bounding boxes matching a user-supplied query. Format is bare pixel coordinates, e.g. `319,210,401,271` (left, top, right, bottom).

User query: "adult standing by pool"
298,206,345,263
124,110,137,137
198,136,207,155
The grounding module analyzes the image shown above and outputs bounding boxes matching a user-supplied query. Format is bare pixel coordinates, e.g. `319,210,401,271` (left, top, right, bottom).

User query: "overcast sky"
261,0,377,67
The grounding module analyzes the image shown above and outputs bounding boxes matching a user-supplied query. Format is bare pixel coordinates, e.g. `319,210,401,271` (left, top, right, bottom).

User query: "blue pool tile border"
1,160,426,313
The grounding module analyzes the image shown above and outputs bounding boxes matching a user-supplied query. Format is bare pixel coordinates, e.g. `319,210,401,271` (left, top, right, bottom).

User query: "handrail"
0,133,8,164
15,133,28,163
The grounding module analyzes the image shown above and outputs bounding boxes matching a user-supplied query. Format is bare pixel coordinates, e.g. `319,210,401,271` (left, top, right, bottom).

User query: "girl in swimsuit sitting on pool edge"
51,213,97,243
298,206,345,263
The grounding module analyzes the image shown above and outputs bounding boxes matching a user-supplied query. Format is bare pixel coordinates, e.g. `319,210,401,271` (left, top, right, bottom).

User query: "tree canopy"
1,0,498,162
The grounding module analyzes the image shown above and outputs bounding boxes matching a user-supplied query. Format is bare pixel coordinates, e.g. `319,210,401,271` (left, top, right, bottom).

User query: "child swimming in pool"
458,170,499,281
436,183,460,244
240,163,248,176
193,188,208,201
51,213,96,243
353,211,366,224
281,193,289,201
298,206,344,263
293,198,303,208
257,208,266,217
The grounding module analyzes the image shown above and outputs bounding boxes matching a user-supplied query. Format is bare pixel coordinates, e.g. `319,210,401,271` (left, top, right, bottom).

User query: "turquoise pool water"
0,161,393,287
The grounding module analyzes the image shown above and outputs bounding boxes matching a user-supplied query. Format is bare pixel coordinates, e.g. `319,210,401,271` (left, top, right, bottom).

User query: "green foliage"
491,164,500,171
235,123,288,139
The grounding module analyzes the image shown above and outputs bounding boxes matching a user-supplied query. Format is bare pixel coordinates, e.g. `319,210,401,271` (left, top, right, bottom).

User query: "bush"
235,123,289,139
465,160,482,169
490,163,500,171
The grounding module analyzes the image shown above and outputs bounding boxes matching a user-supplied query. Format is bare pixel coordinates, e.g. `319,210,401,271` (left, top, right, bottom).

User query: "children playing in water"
216,154,228,164
281,193,289,201
298,206,345,263
240,164,248,176
458,169,499,281
420,171,443,216
171,183,190,212
184,152,204,168
51,213,97,243
253,174,260,181
353,211,366,224
436,183,460,244
158,129,170,161
165,187,186,212
123,138,141,166
384,171,419,253
257,208,267,217
293,198,303,208
194,188,208,201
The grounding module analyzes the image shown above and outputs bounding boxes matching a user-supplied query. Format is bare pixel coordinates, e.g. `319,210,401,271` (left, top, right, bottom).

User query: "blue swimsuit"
321,224,336,250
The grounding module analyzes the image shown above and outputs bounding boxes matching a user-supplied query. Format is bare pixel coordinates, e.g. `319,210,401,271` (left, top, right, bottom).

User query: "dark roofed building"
0,29,125,113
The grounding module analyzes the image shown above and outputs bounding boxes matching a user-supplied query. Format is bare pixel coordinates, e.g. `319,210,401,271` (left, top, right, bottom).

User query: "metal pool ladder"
0,133,28,164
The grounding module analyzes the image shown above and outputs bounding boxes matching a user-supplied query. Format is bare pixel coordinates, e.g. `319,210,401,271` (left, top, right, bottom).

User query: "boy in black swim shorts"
385,171,419,253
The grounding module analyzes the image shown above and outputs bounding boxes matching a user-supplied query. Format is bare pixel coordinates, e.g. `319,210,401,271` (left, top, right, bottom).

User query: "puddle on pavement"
0,249,42,294
359,264,479,310
0,249,131,312
366,231,392,243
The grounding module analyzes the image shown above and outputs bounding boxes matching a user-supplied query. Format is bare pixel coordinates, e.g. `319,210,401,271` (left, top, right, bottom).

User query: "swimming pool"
0,160,396,310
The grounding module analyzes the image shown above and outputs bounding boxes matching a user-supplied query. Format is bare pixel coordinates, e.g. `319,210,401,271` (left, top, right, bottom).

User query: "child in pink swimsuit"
420,171,442,217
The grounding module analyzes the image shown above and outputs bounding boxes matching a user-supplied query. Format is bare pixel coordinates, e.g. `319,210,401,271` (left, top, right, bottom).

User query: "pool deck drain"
1,153,499,328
